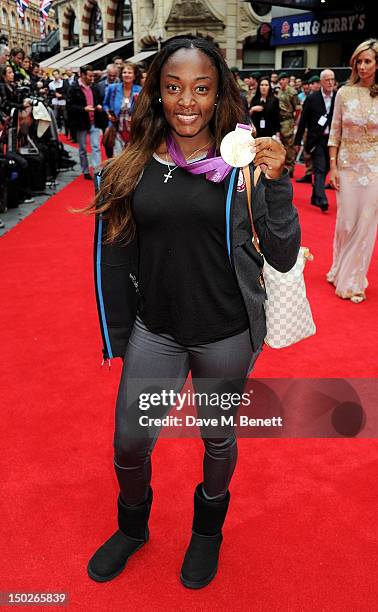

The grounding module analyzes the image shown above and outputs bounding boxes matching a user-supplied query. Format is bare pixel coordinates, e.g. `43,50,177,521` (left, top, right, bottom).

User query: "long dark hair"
89,36,244,244
251,76,274,106
0,64,12,82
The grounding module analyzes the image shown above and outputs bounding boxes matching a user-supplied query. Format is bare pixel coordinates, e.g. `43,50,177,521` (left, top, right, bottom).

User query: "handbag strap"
242,165,261,253
111,85,118,118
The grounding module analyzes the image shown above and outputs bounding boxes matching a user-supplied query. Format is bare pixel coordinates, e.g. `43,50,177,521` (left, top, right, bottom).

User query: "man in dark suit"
67,64,107,180
295,69,336,212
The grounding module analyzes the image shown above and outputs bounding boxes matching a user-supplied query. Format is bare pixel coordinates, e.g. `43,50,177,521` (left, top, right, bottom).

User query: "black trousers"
113,316,261,505
310,136,330,206
5,152,32,204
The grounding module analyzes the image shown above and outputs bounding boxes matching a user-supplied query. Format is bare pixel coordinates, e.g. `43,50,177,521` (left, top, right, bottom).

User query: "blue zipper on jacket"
226,167,238,262
95,173,113,360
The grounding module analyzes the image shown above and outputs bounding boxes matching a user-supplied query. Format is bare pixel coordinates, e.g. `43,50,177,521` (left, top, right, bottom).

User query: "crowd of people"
0,43,147,227
0,33,377,593
0,43,79,227
230,43,378,306
1,38,377,306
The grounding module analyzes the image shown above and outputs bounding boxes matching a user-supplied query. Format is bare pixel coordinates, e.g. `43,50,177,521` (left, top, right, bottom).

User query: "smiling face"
122,65,135,85
355,48,377,82
81,70,94,86
160,48,218,139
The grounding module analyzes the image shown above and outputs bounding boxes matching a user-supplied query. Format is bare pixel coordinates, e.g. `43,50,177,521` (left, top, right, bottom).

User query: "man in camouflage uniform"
296,78,313,184
229,66,249,93
278,72,300,177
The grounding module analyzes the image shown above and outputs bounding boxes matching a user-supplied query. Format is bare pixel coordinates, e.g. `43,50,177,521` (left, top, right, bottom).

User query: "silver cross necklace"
162,140,213,183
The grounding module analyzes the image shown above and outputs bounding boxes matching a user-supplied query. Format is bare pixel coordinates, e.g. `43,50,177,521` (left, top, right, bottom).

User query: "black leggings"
113,316,261,505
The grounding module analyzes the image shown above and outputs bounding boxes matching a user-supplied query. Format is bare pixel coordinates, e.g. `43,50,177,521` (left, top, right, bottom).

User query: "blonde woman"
327,39,378,303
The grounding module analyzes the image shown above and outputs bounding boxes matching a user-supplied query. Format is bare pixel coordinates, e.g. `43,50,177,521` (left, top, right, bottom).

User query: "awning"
53,43,105,70
39,46,79,68
126,50,157,64
74,39,133,69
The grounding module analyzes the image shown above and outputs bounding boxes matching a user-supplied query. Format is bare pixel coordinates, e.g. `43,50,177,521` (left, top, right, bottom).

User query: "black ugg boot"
180,483,230,589
87,487,153,582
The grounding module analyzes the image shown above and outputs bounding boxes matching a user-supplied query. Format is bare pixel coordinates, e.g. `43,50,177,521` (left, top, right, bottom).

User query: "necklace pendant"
164,170,173,183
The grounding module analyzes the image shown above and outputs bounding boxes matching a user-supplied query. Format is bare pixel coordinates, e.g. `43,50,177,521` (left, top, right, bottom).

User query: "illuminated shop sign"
271,11,366,45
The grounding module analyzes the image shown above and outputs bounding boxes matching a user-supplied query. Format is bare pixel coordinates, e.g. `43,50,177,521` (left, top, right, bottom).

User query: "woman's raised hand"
253,137,286,180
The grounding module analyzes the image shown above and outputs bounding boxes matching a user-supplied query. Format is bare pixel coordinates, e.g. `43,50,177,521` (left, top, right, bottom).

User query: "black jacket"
66,81,107,132
0,82,18,116
250,94,280,138
93,166,301,361
295,90,335,152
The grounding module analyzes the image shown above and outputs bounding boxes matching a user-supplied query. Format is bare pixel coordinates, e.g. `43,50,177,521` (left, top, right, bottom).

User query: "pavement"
0,144,80,238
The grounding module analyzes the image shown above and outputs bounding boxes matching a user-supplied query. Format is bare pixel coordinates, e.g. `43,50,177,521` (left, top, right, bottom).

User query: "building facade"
0,0,57,54
53,0,273,67
269,3,372,69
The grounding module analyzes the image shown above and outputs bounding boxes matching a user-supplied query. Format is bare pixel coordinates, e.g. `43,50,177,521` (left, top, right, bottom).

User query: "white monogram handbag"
243,166,316,349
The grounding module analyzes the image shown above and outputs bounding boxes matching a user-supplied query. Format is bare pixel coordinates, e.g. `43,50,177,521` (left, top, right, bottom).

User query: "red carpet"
1,169,377,611
59,133,107,159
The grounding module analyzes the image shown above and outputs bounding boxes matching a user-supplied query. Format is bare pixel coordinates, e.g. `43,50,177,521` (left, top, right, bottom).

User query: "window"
115,0,133,39
2,9,7,26
243,46,275,70
282,50,307,69
89,4,103,43
26,17,31,32
68,12,79,47
10,11,16,27
249,2,271,17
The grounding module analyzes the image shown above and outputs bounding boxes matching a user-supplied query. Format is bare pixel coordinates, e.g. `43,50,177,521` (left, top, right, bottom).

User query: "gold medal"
220,126,256,167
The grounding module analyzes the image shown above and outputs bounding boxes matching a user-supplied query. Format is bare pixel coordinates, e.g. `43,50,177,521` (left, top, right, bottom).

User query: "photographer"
30,63,44,96
0,64,36,206
0,64,18,114
9,48,29,85
48,69,69,134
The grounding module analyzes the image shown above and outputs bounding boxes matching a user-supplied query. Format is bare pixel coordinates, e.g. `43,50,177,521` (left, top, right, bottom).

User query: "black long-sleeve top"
250,94,280,138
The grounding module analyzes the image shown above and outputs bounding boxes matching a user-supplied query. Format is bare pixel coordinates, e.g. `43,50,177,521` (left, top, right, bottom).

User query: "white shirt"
49,79,66,106
321,88,333,135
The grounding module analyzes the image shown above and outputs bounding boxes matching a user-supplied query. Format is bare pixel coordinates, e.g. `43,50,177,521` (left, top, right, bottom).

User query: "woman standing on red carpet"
86,36,300,588
103,62,142,157
327,39,378,303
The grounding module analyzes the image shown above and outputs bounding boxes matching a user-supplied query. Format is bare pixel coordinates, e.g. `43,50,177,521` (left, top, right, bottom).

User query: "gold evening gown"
327,85,378,299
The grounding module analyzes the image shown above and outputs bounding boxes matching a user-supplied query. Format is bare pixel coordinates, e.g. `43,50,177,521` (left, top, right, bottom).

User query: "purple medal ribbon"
167,123,252,183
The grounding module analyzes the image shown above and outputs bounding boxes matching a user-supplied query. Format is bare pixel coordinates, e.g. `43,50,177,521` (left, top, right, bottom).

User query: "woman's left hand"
253,137,286,180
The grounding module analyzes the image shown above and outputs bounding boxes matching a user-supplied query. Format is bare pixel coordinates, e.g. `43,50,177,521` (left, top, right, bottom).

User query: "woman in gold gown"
328,39,378,303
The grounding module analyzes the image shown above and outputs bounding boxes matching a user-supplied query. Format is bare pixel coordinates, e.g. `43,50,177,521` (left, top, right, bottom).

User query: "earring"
158,97,162,102
214,103,217,106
